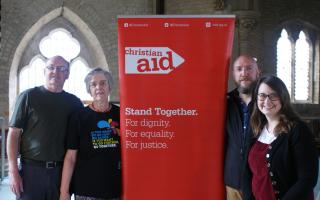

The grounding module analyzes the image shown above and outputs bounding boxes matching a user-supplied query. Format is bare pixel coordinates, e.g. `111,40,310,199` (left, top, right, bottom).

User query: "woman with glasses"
60,68,121,200
249,75,318,200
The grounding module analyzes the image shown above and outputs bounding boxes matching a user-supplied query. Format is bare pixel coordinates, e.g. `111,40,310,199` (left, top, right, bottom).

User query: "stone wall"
1,0,320,122
1,0,156,120
261,0,320,119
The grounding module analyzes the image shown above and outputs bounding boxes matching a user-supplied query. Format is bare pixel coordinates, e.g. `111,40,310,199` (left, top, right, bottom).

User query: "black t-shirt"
9,86,83,161
67,104,121,198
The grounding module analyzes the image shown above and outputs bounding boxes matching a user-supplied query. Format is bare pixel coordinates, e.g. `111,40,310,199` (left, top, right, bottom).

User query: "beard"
238,86,252,94
237,79,257,95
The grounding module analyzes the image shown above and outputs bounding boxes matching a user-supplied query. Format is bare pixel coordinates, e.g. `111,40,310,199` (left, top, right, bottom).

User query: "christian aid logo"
125,47,185,74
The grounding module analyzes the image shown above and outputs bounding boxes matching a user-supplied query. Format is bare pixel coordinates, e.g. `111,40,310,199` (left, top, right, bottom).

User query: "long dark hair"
250,75,300,137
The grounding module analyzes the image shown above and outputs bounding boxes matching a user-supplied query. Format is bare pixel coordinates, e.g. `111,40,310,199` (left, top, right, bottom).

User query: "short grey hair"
84,67,114,94
46,55,70,68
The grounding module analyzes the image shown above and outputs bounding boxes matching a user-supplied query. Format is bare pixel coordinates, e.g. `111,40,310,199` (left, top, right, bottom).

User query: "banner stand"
118,15,235,200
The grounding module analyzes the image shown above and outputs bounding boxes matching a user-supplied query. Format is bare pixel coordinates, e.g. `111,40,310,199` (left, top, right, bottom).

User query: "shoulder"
15,87,40,103
18,87,38,96
227,88,238,98
288,120,314,143
69,106,91,121
72,106,90,115
227,88,239,101
61,91,83,105
111,103,120,111
62,91,80,100
226,89,239,110
109,104,120,117
290,120,310,133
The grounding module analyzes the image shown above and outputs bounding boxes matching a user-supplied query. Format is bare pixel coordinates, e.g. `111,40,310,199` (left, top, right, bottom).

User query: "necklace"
90,102,111,113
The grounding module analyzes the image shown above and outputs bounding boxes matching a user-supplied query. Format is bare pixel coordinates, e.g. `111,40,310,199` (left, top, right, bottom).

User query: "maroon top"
248,141,276,200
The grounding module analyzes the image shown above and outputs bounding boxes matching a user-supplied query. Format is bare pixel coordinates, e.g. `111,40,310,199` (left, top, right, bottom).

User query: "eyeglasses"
257,93,280,101
46,66,69,72
89,80,108,88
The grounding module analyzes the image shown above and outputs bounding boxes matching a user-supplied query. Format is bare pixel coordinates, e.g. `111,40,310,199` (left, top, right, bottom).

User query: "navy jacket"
224,89,254,200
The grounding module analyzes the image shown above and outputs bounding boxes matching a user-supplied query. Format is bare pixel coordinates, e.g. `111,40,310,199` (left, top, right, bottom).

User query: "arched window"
19,28,91,101
39,28,80,61
276,28,313,102
19,56,45,93
64,58,91,101
294,31,310,101
276,29,292,96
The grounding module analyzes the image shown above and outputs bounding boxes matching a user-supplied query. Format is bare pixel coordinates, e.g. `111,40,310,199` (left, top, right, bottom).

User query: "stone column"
234,10,260,55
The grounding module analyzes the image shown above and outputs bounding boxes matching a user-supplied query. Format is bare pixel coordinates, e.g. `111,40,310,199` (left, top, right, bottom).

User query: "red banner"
118,16,235,200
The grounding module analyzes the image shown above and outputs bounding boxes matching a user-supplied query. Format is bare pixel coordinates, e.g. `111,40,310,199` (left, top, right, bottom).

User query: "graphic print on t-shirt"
91,118,120,149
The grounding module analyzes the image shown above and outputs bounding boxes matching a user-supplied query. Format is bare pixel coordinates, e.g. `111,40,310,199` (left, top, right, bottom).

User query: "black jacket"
262,120,318,200
224,89,254,200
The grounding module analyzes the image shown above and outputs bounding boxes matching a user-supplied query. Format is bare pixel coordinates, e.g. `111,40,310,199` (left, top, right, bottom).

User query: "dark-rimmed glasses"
257,93,280,101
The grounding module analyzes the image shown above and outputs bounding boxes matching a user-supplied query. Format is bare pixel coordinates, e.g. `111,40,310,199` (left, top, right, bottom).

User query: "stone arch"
275,19,320,41
273,19,320,103
9,7,108,117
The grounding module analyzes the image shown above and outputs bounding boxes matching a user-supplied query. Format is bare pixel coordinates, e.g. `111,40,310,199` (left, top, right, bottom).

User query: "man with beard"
7,56,83,200
224,55,260,200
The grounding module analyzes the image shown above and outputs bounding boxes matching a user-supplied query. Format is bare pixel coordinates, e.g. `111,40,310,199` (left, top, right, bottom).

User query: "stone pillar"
234,10,260,55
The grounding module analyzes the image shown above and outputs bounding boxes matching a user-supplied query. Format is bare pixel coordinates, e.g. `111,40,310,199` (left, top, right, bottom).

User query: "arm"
7,127,23,198
60,149,77,200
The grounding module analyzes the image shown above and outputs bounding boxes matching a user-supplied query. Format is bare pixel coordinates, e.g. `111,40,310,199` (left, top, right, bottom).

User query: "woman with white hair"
60,68,121,200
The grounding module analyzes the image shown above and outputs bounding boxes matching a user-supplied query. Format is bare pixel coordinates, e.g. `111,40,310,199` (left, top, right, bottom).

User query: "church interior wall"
1,0,320,143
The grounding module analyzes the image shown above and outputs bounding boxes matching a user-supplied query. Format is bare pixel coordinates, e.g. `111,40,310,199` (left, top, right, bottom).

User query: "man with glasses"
224,55,260,200
7,56,83,200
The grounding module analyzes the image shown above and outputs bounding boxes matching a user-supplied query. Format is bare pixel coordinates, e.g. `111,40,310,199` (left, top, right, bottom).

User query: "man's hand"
7,127,23,198
9,169,23,198
59,191,71,200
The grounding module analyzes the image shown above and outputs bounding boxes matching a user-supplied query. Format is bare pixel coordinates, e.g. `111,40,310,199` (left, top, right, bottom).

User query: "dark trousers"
18,163,62,200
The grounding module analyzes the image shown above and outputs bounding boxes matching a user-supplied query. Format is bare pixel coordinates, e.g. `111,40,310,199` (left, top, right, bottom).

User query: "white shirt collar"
258,126,277,144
